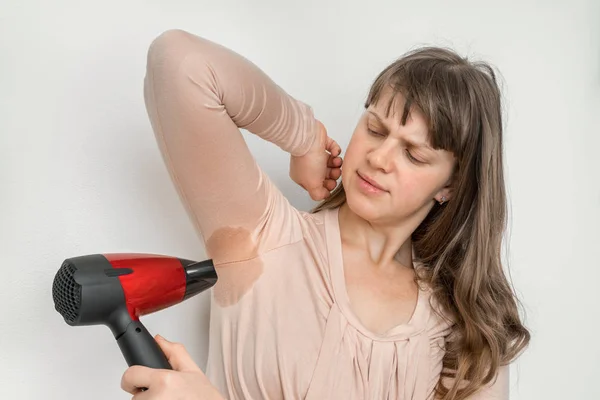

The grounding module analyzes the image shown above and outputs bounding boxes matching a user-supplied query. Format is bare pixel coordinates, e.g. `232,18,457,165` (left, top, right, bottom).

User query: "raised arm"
143,29,318,264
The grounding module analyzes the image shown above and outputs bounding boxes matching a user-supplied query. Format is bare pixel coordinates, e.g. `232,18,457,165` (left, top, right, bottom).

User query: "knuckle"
157,371,173,387
121,366,136,389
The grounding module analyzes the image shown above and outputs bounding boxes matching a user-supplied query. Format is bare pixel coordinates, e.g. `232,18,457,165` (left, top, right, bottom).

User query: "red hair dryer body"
52,253,217,369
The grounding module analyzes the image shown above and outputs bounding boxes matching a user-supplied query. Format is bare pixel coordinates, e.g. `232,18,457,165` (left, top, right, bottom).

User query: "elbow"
144,29,197,105
144,29,216,90
146,29,191,70
144,28,221,111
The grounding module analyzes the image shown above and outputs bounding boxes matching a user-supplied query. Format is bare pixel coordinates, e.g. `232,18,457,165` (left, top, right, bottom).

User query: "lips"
357,171,387,192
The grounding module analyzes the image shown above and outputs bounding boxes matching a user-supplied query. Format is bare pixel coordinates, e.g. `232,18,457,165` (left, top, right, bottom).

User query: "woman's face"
342,89,457,226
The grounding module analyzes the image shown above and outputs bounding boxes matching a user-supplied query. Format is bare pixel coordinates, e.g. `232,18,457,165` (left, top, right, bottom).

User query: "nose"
367,138,396,173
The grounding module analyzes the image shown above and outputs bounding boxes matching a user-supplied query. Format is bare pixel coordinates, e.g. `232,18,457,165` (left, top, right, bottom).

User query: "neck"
338,203,417,270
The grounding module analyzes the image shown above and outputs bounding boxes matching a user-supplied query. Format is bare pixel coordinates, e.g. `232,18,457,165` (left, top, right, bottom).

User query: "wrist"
296,119,325,158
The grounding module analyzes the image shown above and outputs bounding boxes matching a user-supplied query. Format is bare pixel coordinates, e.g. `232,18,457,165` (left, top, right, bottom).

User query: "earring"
439,196,447,205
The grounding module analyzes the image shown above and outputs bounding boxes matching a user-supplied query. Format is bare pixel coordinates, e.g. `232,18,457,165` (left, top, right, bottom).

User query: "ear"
435,178,454,203
437,157,459,203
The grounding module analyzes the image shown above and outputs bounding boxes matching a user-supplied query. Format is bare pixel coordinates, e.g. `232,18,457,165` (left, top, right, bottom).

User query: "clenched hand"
121,335,224,400
290,120,343,201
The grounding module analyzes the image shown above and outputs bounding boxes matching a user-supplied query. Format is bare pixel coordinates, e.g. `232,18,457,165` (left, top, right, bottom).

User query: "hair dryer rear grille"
52,262,82,323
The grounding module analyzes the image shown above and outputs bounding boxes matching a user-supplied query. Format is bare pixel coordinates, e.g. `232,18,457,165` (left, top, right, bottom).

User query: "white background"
1,1,598,399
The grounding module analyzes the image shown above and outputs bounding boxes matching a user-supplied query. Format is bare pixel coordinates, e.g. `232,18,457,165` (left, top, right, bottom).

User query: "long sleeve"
143,29,318,265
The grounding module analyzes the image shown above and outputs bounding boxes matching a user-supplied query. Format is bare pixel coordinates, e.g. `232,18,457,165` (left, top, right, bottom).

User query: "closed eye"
405,150,423,164
368,128,425,164
367,128,384,137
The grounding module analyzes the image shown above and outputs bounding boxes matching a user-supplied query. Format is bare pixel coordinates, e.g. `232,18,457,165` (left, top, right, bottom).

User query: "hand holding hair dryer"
52,253,217,369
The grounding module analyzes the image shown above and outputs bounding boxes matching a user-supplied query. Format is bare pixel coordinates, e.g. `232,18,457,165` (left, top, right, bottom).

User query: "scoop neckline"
323,207,429,341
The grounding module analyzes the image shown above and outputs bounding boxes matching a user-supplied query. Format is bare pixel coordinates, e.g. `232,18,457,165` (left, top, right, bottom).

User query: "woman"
121,29,530,399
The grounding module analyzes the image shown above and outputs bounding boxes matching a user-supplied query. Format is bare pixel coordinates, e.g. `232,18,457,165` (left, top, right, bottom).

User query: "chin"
342,172,384,220
344,187,385,222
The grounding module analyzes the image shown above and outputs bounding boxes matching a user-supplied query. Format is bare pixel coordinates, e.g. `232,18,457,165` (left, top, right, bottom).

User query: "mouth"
357,171,387,192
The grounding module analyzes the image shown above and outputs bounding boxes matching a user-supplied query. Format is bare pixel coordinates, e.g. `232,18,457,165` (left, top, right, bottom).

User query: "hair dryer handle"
117,320,172,370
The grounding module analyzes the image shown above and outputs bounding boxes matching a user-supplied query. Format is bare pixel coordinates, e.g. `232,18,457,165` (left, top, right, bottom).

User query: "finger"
132,388,153,400
327,158,342,170
324,179,337,191
121,366,154,395
155,335,202,373
324,137,336,156
327,156,342,168
325,166,341,179
328,168,342,180
326,138,342,157
334,143,342,157
310,186,331,201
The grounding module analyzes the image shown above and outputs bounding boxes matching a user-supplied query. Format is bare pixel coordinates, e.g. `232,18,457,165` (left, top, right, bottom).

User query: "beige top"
143,29,508,400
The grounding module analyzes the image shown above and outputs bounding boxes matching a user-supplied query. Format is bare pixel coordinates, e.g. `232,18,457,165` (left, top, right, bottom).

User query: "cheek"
395,176,419,198
343,132,367,168
391,172,436,207
341,136,362,188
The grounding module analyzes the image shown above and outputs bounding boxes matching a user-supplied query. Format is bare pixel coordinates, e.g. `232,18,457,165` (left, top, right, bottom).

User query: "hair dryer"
52,253,217,370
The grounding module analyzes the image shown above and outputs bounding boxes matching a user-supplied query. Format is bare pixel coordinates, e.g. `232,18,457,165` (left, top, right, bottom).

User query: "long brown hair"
311,46,530,399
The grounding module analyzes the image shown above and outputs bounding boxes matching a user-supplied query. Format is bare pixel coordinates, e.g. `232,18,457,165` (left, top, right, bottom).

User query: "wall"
1,0,598,398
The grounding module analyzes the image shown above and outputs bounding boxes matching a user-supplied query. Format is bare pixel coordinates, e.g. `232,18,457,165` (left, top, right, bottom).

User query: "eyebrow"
367,111,433,150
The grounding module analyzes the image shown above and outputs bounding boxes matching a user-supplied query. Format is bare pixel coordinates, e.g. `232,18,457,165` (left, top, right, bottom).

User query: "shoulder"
413,280,455,361
420,285,455,343
298,206,331,224
295,207,333,241
414,284,456,395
